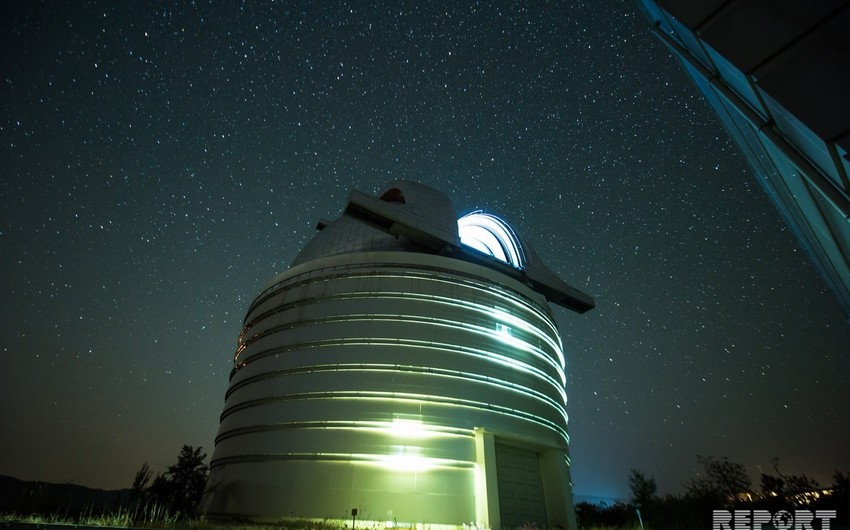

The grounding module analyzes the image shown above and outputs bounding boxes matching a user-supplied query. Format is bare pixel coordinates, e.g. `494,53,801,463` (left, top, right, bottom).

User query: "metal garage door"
495,443,547,529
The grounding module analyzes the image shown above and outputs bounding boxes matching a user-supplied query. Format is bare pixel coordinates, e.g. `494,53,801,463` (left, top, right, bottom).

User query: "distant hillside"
573,493,622,507
0,475,132,515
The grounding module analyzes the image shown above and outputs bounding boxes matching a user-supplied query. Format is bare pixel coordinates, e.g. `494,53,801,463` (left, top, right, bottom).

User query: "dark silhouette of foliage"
165,445,208,516
685,455,752,505
132,445,208,520
130,462,151,502
628,468,657,507
646,493,717,530
760,471,784,497
577,460,850,529
834,470,850,500
758,457,825,509
823,469,850,526
575,501,636,528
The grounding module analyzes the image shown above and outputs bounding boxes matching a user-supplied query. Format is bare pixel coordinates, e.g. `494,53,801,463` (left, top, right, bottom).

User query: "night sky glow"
1,1,848,502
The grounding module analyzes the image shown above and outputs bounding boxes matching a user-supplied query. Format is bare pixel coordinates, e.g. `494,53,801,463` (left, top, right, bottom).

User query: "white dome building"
203,181,594,530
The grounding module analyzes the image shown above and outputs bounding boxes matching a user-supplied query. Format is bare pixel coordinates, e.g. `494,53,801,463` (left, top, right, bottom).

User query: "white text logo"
712,509,837,530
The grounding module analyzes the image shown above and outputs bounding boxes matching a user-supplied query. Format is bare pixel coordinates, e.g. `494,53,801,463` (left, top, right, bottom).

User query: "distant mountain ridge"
0,474,131,515
573,493,622,507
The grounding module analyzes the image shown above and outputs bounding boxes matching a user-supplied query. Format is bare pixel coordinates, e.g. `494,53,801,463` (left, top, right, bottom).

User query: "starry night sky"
2,1,849,502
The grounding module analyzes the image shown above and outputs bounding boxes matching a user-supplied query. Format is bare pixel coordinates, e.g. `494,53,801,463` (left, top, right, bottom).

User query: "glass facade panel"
761,91,843,191
704,44,766,121
638,0,850,320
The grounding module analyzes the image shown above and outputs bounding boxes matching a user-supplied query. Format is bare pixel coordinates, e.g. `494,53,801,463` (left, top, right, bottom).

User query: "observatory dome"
203,181,593,530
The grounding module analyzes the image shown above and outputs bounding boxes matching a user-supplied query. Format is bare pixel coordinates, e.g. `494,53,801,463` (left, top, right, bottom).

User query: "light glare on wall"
388,418,432,439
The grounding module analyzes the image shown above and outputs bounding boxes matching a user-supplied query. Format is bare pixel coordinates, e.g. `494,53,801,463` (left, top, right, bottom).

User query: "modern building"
202,181,594,530
637,1,850,320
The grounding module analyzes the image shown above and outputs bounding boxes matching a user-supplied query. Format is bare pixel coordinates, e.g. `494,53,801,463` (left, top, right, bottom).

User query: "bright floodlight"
458,211,525,270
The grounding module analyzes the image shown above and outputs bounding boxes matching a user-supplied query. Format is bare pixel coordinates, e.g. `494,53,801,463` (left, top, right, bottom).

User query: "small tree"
830,470,850,524
629,469,658,507
166,445,208,517
131,462,152,502
834,470,850,500
761,458,821,506
135,445,208,519
760,472,784,498
686,455,752,505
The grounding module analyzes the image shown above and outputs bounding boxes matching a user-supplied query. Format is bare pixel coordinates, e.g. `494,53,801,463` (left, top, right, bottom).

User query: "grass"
0,512,377,530
0,515,638,530
0,502,184,528
2,509,645,530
